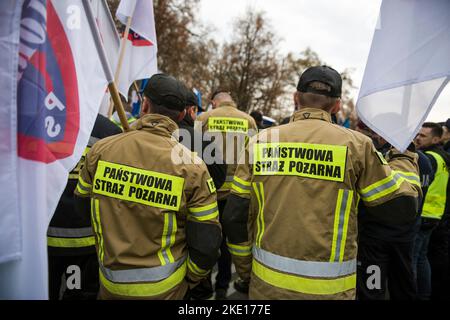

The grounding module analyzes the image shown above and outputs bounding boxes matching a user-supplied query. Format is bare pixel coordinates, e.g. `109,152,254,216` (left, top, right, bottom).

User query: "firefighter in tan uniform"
222,66,422,300
196,92,257,298
74,74,222,300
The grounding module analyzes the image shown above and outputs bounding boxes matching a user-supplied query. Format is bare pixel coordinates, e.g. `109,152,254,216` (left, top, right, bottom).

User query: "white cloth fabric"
357,0,450,151
0,0,108,299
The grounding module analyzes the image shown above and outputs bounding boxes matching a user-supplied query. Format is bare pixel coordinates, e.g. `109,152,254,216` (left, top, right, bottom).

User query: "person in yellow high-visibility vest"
415,122,450,300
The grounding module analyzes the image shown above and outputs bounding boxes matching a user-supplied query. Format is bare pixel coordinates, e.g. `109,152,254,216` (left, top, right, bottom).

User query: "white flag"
91,0,120,116
116,0,158,99
0,0,108,299
356,0,450,151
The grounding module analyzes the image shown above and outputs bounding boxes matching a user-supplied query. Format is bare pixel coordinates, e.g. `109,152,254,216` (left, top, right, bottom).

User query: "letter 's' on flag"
0,0,108,299
115,0,158,99
357,0,450,151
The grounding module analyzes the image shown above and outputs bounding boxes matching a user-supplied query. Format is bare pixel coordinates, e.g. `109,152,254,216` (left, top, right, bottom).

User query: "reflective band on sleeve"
78,175,92,189
158,212,177,266
70,147,91,181
359,172,403,202
100,256,186,283
253,247,356,278
330,190,354,263
187,257,210,277
253,143,347,182
93,161,185,211
188,203,219,221
208,117,249,134
76,182,91,195
252,259,356,295
227,242,252,256
47,227,94,238
99,261,187,297
231,176,252,195
393,170,421,187
47,236,95,248
253,182,265,247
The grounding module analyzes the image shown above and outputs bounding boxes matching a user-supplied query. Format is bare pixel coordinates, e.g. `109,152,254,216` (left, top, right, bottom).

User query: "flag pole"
82,0,130,131
107,9,135,118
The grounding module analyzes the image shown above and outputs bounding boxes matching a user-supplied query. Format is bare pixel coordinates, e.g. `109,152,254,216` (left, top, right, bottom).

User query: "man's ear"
141,98,151,115
330,99,341,114
293,92,300,110
177,109,187,122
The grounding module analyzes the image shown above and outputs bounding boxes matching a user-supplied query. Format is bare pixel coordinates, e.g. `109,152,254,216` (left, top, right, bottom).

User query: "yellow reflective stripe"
187,258,209,276
76,184,90,195
339,191,353,262
253,183,263,247
157,213,177,265
253,142,347,182
78,175,92,189
188,202,219,221
91,199,104,263
227,242,252,256
359,172,404,202
231,183,251,195
252,259,356,295
93,161,185,211
208,117,249,133
330,190,344,262
234,176,251,187
219,181,233,191
393,170,421,187
47,236,95,248
99,261,187,297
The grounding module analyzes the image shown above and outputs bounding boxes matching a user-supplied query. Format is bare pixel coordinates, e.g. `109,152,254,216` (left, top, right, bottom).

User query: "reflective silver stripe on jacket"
253,247,356,278
360,172,401,199
100,256,186,283
47,227,94,238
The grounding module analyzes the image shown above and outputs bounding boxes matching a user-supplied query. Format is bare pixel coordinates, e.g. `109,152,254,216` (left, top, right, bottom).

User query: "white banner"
357,0,450,151
0,0,108,299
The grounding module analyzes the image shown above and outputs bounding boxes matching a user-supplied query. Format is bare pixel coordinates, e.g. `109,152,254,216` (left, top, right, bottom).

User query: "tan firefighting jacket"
223,108,421,300
74,114,221,300
197,101,258,200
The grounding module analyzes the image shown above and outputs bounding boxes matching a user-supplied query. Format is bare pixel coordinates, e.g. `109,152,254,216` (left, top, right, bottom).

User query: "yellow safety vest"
422,151,449,220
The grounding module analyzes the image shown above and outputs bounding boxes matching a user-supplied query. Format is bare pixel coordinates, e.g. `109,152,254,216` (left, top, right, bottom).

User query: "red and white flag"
0,0,108,299
116,0,158,99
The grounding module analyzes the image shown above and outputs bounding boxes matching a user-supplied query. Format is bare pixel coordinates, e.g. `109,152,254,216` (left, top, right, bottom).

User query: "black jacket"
178,115,227,190
48,115,122,256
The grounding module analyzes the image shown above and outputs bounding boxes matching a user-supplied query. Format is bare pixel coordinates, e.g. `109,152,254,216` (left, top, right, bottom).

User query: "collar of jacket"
292,107,333,123
218,101,237,109
133,113,179,138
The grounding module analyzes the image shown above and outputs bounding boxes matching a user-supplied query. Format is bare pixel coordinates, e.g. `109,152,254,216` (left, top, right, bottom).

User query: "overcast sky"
199,0,449,122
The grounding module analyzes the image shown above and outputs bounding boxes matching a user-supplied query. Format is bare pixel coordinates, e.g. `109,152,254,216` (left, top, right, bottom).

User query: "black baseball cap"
445,118,450,129
144,74,187,111
184,88,205,111
297,66,342,98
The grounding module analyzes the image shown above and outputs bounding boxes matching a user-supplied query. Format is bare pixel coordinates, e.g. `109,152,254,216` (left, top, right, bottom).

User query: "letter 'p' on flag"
0,0,108,298
357,0,450,151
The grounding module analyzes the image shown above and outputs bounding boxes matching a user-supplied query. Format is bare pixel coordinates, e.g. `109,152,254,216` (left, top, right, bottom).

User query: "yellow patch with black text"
207,178,216,194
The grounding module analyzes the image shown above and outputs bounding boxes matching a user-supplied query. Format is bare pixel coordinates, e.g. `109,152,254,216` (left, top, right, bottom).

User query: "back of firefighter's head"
142,73,187,123
294,65,342,114
210,89,233,109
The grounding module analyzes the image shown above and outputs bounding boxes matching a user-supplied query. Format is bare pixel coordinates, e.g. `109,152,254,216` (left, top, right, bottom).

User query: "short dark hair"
149,101,183,123
422,122,443,138
298,82,339,110
210,88,230,101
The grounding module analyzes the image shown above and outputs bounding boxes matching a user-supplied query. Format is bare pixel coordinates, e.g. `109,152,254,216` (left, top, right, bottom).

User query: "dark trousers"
428,219,450,300
48,253,99,300
215,199,232,290
357,237,417,300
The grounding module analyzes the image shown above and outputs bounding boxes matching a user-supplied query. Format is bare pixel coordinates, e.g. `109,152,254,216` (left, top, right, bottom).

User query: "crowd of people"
47,66,450,300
